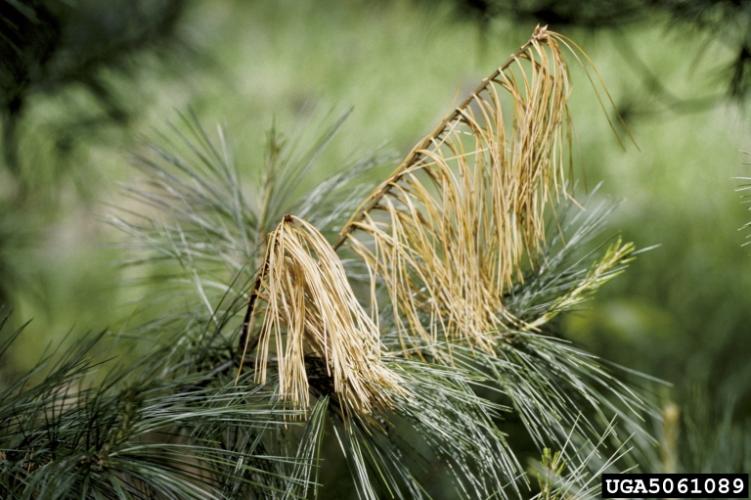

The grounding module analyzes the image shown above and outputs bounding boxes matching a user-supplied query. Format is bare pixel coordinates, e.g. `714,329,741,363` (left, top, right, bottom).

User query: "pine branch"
0,315,312,499
0,27,662,499
334,26,576,352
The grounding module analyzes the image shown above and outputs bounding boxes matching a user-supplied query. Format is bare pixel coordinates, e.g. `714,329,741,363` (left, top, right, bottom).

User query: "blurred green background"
1,0,750,473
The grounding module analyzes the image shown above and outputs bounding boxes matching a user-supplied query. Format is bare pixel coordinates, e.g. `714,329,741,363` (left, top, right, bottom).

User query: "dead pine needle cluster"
245,215,404,415
339,26,576,352
237,26,635,417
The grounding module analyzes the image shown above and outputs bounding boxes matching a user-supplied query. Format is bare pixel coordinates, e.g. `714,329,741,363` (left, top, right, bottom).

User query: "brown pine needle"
336,26,578,350
238,215,405,415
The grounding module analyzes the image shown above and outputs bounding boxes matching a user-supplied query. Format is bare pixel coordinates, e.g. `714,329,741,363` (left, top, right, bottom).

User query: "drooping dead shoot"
238,215,404,415
336,26,578,350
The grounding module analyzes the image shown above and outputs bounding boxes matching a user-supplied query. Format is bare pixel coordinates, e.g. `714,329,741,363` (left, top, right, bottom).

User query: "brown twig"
332,25,551,251
330,24,575,351
234,215,291,382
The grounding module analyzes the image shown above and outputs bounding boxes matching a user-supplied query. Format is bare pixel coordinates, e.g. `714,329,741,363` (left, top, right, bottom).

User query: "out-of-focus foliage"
0,0,188,181
445,0,751,111
0,0,190,353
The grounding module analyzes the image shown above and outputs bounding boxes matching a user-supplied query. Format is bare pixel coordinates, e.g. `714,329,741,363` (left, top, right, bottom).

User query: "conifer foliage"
0,28,654,499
